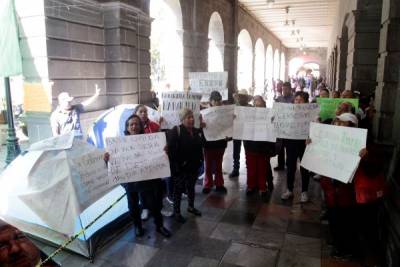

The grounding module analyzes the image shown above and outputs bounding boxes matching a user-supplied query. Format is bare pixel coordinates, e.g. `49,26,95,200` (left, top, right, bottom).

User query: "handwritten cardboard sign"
160,91,202,129
301,122,367,183
233,106,276,142
273,103,320,140
189,72,228,101
201,105,234,141
106,132,171,183
317,98,359,121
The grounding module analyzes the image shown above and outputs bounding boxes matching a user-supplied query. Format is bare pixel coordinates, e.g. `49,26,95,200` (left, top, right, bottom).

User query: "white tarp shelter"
0,135,131,259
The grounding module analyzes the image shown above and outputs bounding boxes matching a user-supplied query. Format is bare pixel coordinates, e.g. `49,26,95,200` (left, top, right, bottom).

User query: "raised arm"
81,84,101,107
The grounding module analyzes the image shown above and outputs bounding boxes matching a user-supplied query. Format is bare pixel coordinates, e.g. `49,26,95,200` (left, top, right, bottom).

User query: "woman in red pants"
202,91,228,194
244,96,274,197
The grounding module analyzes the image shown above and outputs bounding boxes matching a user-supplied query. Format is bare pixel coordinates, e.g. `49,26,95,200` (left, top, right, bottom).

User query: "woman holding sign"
202,91,228,194
243,96,275,197
281,91,311,203
108,114,171,238
167,108,203,223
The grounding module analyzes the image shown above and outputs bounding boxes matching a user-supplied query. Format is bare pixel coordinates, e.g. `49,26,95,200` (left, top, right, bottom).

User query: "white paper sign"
189,72,228,101
160,91,202,129
106,132,171,183
71,149,113,209
28,132,74,151
233,106,276,142
273,103,320,140
301,122,367,183
200,105,234,141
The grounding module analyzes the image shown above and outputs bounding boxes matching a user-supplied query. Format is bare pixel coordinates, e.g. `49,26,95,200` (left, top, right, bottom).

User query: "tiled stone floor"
4,141,365,267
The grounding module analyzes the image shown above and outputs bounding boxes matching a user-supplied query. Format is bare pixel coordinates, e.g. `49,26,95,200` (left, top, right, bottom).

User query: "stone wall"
17,0,287,142
327,0,382,95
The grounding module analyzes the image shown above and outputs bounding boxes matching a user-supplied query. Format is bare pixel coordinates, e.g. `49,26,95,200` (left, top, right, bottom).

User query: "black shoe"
215,186,227,193
202,188,211,194
260,191,269,198
187,207,202,216
229,170,239,178
267,179,274,192
174,213,186,223
135,226,145,237
273,166,284,171
246,188,256,196
156,226,172,238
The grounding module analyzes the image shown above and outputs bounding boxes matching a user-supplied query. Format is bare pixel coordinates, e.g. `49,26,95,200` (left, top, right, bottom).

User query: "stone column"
373,0,400,143
15,0,52,142
103,2,152,106
346,0,383,95
182,30,209,89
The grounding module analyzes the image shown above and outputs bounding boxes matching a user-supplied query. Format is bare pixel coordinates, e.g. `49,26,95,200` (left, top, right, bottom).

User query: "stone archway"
150,0,184,92
337,22,348,91
237,29,253,90
273,49,280,80
254,38,265,95
208,12,225,72
280,52,286,81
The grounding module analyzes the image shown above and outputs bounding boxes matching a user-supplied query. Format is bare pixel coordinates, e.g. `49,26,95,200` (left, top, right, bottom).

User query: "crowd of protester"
49,76,386,265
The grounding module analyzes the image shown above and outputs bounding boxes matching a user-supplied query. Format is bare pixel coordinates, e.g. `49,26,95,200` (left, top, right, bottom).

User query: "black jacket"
167,125,204,175
243,140,276,156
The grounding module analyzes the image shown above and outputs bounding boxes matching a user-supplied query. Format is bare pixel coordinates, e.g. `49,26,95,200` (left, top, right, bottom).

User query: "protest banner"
317,98,359,121
160,91,202,129
273,103,320,140
106,132,171,183
200,105,234,141
189,72,228,101
301,122,367,183
71,149,113,208
233,106,276,142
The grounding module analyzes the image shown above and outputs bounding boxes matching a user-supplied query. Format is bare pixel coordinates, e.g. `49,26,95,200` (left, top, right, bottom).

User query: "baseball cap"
336,113,358,126
58,92,74,103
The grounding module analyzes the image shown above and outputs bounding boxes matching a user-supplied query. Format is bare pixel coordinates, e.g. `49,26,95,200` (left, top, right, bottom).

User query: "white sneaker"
161,206,174,217
300,192,309,203
281,190,294,200
141,209,149,220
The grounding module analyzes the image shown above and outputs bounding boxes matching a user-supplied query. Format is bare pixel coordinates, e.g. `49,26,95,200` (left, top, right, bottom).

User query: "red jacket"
320,177,356,208
144,120,160,133
353,168,386,204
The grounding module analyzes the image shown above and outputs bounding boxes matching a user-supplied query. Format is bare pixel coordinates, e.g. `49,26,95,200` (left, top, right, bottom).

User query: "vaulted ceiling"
239,0,338,48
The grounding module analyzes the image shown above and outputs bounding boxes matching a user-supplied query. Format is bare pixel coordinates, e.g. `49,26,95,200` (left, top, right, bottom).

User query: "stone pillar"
182,30,209,89
374,1,400,265
15,0,53,142
17,0,151,143
346,0,383,95
103,2,152,106
336,30,348,91
373,0,400,143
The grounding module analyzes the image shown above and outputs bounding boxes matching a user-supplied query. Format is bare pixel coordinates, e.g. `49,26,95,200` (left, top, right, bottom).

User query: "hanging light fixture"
284,6,290,26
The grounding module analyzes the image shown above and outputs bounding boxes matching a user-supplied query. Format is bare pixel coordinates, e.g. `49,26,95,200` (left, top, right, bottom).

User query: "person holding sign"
281,91,311,203
229,89,252,178
243,96,275,197
274,82,294,171
107,114,171,238
201,91,228,194
167,108,203,223
133,104,161,220
314,113,361,258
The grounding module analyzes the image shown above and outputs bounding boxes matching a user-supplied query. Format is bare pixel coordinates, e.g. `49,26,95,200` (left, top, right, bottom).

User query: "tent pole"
4,77,20,164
